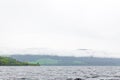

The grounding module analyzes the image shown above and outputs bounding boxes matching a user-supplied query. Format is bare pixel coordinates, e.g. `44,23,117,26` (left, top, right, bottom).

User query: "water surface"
0,66,120,80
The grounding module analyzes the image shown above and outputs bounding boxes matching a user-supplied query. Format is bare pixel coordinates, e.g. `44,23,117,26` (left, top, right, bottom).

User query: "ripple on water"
0,66,120,80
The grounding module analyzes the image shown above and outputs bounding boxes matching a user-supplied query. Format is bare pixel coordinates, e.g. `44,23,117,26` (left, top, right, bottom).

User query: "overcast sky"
0,0,120,54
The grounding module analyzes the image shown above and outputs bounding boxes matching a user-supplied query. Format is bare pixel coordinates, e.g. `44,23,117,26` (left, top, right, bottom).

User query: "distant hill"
1,48,120,66
0,56,39,66
10,55,120,66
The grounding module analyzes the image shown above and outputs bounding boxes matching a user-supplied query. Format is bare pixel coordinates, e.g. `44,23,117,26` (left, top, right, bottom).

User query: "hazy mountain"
1,48,120,66
10,54,120,66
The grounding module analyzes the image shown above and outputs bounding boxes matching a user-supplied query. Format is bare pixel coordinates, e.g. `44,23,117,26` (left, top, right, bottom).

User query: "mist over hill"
0,48,113,57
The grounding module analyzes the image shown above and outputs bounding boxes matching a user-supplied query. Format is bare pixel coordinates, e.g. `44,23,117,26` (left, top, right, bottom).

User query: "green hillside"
0,56,39,66
31,58,58,65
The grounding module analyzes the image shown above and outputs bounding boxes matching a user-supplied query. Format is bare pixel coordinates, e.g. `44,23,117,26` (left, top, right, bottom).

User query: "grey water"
0,66,120,80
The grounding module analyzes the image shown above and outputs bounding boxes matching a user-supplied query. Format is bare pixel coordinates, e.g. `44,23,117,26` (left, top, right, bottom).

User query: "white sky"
0,0,120,54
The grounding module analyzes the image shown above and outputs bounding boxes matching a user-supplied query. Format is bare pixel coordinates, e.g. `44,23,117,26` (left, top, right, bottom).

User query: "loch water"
0,66,120,80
